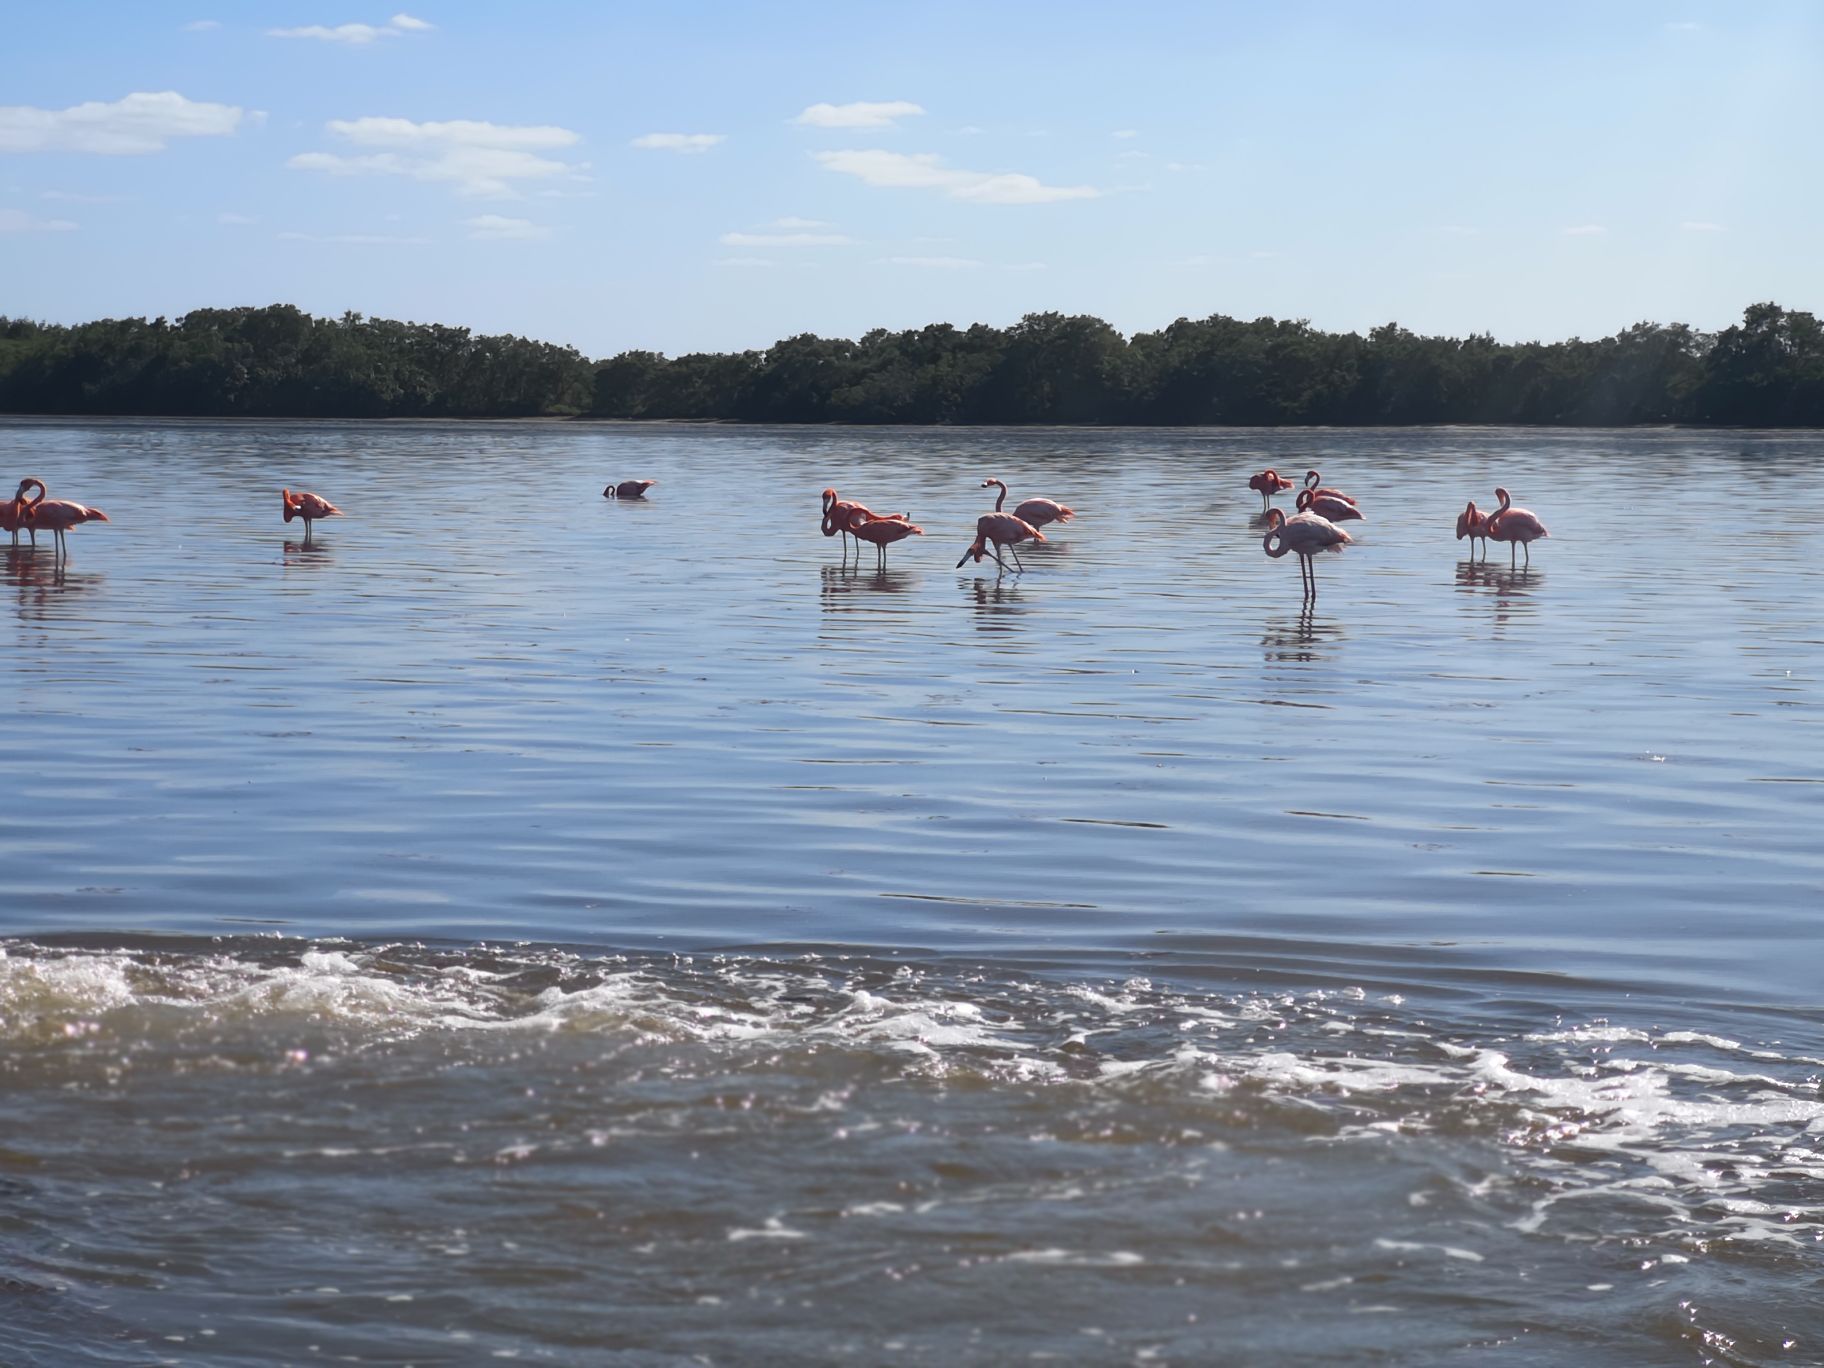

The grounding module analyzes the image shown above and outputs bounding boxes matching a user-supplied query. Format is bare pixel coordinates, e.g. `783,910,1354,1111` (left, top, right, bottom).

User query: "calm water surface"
1,419,1820,1365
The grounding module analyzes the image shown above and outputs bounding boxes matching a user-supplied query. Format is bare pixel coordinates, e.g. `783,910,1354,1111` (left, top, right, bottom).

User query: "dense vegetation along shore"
3,301,1820,426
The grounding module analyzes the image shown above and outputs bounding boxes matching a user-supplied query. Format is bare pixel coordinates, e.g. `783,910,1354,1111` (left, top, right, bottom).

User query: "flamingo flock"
3,460,1550,604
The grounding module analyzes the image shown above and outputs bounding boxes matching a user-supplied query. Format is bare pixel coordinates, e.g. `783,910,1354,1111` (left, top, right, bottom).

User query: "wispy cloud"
1665,20,1702,32
268,12,434,43
794,100,923,129
289,116,584,197
278,229,431,244
183,19,221,31
1680,220,1724,232
0,208,78,232
768,215,828,229
1562,224,1606,236
1111,129,1139,139
217,211,259,225
720,230,854,247
630,132,724,154
715,256,777,268
1004,261,1047,272
814,149,1099,204
0,91,251,155
40,189,130,203
876,255,982,269
464,213,549,240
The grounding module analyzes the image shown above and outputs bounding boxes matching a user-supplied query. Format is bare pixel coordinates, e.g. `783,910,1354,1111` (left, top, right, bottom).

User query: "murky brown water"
2,419,1820,1364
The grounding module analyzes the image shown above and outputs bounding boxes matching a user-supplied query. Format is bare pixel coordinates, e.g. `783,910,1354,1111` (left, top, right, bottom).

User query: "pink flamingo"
1485,487,1548,566
1296,487,1365,523
1,485,36,546
1262,506,1352,598
282,488,342,543
956,512,1046,573
845,508,923,569
15,478,109,560
1303,470,1359,506
822,488,910,560
1248,468,1295,507
1456,500,1489,559
980,477,1074,530
604,480,656,500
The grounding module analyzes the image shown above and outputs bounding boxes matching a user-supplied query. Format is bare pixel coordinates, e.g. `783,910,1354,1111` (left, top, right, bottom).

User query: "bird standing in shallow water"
980,477,1073,530
604,480,656,500
1248,469,1295,507
956,512,1045,573
1,485,36,546
1297,487,1364,523
1303,470,1359,507
1262,506,1351,599
845,508,922,569
282,489,342,543
15,478,108,560
822,488,910,561
1485,487,1548,566
1456,500,1489,559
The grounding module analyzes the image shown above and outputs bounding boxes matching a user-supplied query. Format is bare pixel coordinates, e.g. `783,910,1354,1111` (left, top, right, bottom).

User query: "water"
1,418,1819,1365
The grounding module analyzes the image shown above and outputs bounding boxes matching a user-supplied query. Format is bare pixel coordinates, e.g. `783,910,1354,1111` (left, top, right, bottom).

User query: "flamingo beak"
955,548,976,568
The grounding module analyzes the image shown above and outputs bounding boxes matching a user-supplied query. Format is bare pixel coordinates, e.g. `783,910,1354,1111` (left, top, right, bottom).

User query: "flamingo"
1456,500,1489,559
1248,468,1295,507
1485,487,1548,567
956,512,1046,573
15,478,108,560
1303,470,1359,506
604,480,656,500
1,485,36,546
1262,506,1351,599
1296,487,1365,523
980,477,1074,530
822,488,910,560
282,488,342,543
845,508,923,569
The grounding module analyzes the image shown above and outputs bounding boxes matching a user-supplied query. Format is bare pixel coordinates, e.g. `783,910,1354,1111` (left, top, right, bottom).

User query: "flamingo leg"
1009,544,1026,572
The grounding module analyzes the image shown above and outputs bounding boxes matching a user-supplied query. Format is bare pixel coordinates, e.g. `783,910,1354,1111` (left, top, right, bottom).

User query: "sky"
2,1,1819,358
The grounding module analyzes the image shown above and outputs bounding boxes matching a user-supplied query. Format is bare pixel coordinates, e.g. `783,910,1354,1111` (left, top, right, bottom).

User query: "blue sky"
2,1,1818,357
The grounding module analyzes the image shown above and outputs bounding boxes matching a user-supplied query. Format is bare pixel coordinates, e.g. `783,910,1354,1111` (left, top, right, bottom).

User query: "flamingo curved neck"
986,479,1007,512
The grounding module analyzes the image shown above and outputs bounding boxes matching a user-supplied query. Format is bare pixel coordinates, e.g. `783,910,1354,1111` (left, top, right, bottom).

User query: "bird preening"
282,489,343,543
1260,505,1352,600
604,480,656,500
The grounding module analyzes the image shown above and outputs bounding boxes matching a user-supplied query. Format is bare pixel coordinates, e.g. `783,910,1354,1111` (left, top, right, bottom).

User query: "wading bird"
956,512,1046,573
1485,487,1548,566
1303,470,1359,507
1456,500,1489,559
1,485,35,545
282,489,342,543
15,478,108,560
604,480,656,500
822,489,910,560
845,508,923,569
1296,487,1365,523
1248,468,1295,507
1261,506,1351,599
980,477,1074,530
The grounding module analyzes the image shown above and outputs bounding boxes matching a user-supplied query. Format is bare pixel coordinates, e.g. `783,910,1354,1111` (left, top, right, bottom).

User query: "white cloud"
1563,224,1606,236
877,255,982,268
289,116,584,196
278,230,431,244
217,211,259,224
630,132,724,154
794,100,924,129
720,231,853,247
464,213,549,240
0,208,78,232
41,189,129,203
716,256,777,268
768,215,828,229
184,19,221,31
955,125,983,136
0,91,250,155
1681,220,1724,232
1112,129,1139,139
813,149,1099,204
1164,161,1205,174
268,13,433,43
